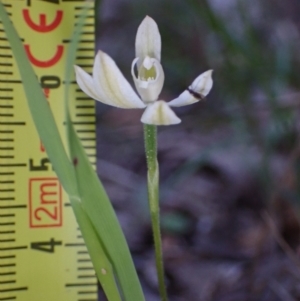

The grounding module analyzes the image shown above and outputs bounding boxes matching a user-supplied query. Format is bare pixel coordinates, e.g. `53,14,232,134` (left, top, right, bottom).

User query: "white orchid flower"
75,16,213,126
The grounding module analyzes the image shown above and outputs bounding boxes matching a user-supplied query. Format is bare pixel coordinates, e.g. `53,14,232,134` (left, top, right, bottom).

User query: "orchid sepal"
135,16,161,62
168,70,213,107
141,101,181,125
75,51,146,109
74,65,102,102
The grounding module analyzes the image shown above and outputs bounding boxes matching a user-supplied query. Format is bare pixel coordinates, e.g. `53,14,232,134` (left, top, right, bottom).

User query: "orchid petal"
168,70,213,107
74,65,102,101
141,101,181,125
135,16,161,62
93,51,146,109
190,70,213,97
167,90,196,107
131,57,164,103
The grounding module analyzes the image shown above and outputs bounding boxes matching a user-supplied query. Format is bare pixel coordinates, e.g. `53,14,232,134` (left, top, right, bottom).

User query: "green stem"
143,124,168,301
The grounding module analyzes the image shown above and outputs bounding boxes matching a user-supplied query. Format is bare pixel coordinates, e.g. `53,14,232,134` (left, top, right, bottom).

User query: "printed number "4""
31,238,62,253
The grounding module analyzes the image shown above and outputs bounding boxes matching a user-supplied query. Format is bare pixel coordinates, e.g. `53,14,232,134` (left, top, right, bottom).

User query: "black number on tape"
31,238,62,253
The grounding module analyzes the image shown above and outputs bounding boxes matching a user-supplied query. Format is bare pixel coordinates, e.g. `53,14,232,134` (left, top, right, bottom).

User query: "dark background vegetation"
94,0,300,300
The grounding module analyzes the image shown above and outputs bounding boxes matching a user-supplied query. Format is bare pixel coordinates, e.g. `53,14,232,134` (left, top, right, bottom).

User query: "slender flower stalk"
144,123,168,301
75,15,213,301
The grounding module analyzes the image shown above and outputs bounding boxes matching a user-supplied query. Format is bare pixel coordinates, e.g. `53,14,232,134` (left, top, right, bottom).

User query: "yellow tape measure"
0,1,97,300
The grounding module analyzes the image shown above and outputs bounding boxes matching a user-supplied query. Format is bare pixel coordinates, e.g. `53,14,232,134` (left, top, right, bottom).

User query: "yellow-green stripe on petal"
92,51,146,109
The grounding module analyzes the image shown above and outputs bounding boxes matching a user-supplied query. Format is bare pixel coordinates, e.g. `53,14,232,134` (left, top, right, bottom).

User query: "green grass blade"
0,0,76,196
63,3,145,301
63,3,123,300
67,123,145,301
0,1,145,299
71,198,122,301
0,2,123,299
65,4,144,301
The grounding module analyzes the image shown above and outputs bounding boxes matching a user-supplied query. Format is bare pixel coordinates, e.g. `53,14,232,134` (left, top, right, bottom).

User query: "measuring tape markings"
0,1,97,301
0,3,29,299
